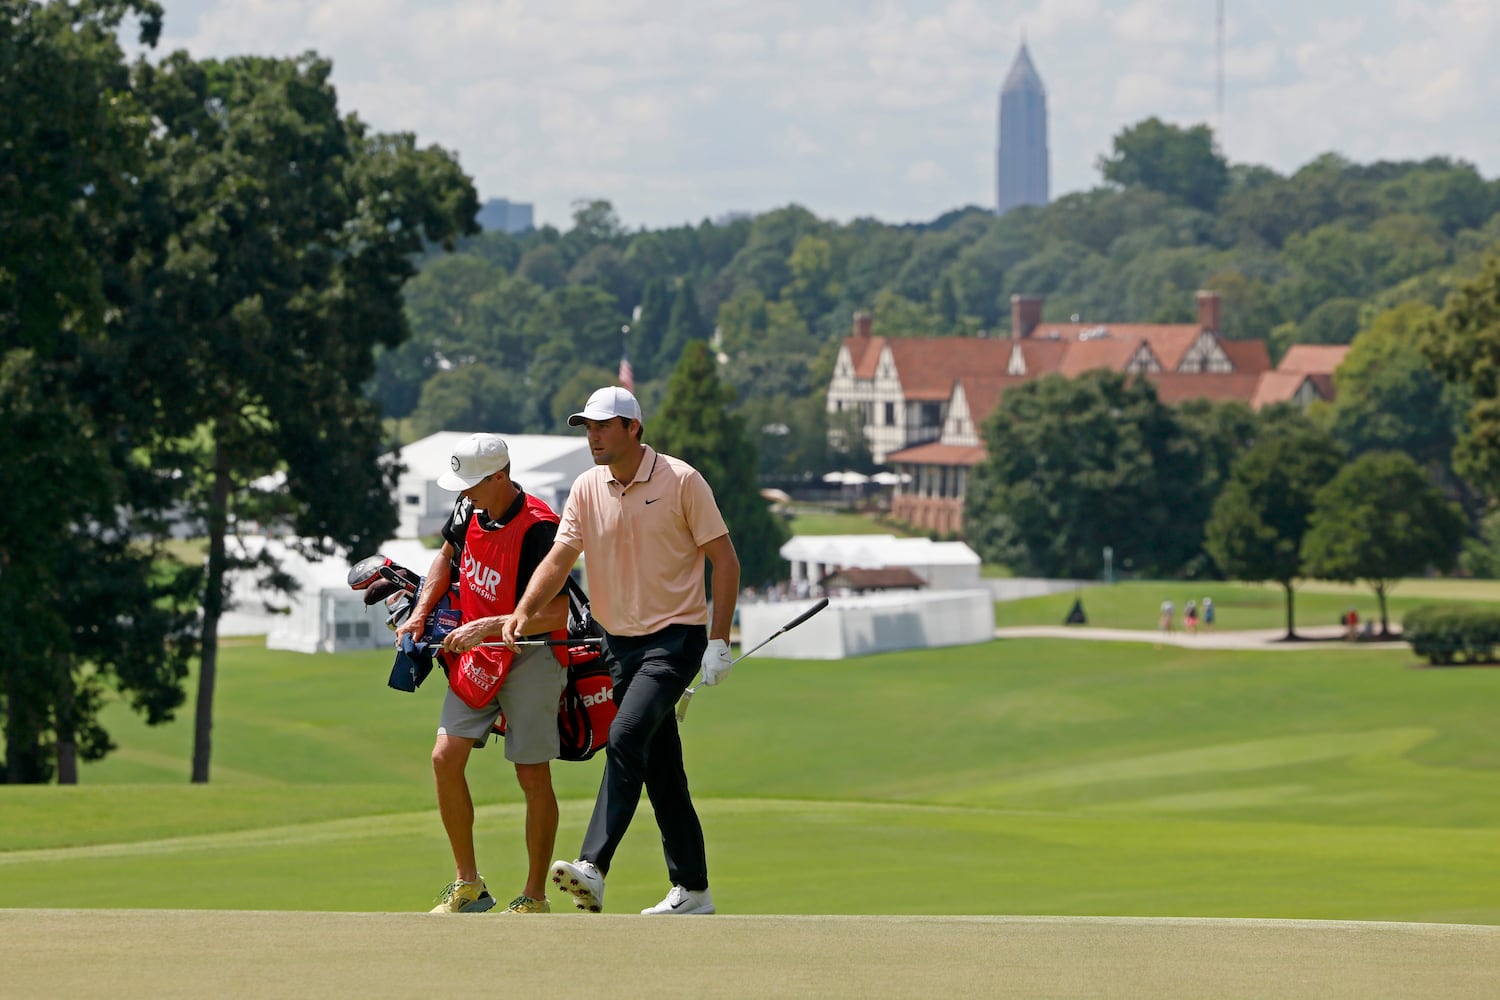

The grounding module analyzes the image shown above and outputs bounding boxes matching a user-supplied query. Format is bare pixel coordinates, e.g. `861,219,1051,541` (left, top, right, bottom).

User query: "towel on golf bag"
493,640,614,762
389,597,462,692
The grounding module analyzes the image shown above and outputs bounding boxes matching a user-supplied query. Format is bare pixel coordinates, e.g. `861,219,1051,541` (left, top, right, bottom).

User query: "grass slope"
2,638,1498,921
993,579,1500,632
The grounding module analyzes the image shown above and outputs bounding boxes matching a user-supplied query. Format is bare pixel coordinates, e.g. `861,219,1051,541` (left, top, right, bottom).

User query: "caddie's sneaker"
500,894,551,914
550,859,605,913
641,885,715,915
429,877,495,913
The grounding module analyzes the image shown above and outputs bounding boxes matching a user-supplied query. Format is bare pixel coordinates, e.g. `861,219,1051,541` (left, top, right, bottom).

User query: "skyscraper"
996,42,1050,215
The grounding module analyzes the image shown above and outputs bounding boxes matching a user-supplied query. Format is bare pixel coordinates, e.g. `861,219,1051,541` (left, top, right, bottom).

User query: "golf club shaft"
475,637,602,649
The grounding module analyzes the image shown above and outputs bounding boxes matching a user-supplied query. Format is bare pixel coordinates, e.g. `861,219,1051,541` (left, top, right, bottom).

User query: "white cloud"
906,159,949,184
142,0,1500,229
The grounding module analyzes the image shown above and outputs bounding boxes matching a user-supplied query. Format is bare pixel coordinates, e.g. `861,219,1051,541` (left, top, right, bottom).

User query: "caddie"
396,433,571,914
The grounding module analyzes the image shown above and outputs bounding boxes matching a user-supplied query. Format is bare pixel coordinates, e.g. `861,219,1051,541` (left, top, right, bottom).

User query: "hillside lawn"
3,633,1498,924
993,578,1500,633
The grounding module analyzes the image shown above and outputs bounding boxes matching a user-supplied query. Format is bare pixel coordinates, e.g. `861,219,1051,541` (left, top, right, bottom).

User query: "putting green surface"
4,909,1498,999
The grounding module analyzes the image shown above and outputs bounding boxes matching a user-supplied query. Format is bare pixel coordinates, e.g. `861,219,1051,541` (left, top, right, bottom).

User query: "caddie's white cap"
437,433,509,491
568,385,642,427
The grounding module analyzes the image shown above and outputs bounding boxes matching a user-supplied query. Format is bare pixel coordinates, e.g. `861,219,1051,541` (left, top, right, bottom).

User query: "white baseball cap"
437,433,509,491
568,385,642,426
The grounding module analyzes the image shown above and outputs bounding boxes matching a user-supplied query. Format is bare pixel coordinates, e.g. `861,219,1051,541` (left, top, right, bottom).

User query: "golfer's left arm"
702,532,740,643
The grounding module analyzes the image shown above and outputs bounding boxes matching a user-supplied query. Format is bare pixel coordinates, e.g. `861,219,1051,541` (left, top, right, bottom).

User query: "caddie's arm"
395,544,455,646
444,593,570,653
702,533,741,643
500,540,582,649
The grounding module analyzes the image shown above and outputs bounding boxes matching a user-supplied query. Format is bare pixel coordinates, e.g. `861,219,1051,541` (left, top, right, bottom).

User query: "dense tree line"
387,121,1500,489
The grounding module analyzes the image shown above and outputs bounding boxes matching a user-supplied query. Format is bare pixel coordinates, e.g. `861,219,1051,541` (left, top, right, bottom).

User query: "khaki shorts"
437,645,565,764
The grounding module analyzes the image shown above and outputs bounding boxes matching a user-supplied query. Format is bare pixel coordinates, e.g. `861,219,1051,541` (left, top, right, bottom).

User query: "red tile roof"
1057,336,1147,376
1251,372,1317,409
956,375,1027,427
1277,344,1350,375
1144,372,1265,405
1220,338,1272,374
883,337,1010,399
885,441,986,466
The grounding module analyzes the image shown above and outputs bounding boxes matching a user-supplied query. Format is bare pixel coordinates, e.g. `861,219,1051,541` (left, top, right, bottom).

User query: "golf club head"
384,591,416,631
377,564,422,596
362,578,403,606
347,554,391,591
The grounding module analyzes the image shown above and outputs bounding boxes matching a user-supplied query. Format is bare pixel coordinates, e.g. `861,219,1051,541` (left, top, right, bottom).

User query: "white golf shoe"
641,885,715,915
550,859,605,913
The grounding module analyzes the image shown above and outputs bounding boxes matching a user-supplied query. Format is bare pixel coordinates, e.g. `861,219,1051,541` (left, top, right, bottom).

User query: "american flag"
618,350,634,393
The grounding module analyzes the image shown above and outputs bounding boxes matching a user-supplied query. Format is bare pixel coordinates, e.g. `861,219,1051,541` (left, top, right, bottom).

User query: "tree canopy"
1204,416,1344,638
1301,452,1465,634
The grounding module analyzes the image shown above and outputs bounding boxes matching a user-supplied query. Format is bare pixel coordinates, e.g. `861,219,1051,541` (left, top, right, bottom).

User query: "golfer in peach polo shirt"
501,385,740,916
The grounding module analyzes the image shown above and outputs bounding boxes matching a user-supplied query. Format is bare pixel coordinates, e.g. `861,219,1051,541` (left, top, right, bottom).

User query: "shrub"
1402,605,1500,665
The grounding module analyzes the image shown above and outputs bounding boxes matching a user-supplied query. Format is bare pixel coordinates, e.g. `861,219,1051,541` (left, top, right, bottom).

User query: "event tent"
779,534,981,591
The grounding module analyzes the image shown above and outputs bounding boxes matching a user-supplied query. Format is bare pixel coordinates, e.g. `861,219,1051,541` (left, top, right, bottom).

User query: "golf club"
475,637,604,649
676,596,829,722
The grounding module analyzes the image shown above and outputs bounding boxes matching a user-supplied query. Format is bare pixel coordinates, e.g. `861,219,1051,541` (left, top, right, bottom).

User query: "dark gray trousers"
579,623,709,891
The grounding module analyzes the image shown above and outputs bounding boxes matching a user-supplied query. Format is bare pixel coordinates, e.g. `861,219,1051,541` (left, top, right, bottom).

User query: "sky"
139,0,1500,232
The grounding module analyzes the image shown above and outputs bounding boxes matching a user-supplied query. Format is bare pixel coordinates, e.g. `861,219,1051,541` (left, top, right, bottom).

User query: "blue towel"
390,634,438,692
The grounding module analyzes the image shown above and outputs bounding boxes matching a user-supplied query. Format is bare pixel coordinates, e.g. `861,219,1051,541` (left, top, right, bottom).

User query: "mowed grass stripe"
1,634,1497,920
3,798,1497,922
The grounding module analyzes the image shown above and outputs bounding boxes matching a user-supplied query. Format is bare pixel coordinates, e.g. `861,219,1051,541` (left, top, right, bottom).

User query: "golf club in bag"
346,554,615,761
675,597,829,723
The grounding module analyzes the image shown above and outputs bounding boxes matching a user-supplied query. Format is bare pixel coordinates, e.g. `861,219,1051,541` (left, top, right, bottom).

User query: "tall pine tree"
651,281,707,377
650,342,789,591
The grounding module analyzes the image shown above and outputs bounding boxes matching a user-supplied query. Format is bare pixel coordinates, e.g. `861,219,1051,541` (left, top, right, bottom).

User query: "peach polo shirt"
557,444,729,637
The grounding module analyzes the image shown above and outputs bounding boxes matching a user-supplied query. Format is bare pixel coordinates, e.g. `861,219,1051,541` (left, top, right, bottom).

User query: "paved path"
995,625,1381,650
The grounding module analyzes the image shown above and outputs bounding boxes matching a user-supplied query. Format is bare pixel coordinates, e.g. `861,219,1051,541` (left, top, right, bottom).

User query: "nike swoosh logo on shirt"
645,498,659,504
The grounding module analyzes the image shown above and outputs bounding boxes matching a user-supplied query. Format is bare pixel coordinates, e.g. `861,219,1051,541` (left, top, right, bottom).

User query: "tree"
411,364,536,435
1421,255,1500,498
964,372,1205,578
1301,452,1465,635
128,51,476,782
1325,301,1467,485
1203,419,1343,638
650,342,790,589
651,281,708,376
1,0,198,783
1098,117,1229,213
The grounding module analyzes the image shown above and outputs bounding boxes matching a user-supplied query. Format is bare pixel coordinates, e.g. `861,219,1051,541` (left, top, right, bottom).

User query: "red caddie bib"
447,495,567,709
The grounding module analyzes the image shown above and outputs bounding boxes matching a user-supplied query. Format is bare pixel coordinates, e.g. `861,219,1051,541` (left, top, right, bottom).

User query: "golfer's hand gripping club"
700,638,733,686
676,597,829,723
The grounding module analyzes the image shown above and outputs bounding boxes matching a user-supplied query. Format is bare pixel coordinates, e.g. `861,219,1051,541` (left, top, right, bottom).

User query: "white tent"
391,432,594,539
738,590,994,660
222,537,441,652
779,535,981,591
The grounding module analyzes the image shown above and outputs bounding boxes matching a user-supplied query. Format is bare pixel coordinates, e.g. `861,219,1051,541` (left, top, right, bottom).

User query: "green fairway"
992,579,1500,632
2,637,1498,922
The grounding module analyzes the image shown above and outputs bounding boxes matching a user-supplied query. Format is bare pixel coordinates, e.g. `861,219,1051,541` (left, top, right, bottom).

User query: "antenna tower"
1216,0,1225,133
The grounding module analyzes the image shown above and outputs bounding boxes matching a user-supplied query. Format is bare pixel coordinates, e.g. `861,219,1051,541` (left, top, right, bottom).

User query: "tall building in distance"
996,42,1050,215
477,197,535,234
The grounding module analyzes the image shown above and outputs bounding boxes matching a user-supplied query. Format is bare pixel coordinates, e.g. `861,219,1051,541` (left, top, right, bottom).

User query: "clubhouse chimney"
1196,289,1222,332
1010,294,1043,338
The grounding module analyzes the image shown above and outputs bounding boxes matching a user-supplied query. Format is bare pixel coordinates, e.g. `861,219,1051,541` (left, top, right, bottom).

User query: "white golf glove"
700,638,733,686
